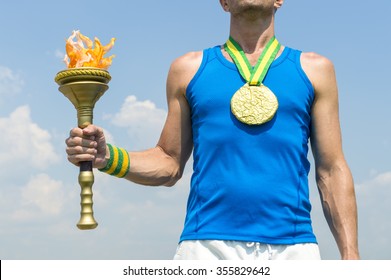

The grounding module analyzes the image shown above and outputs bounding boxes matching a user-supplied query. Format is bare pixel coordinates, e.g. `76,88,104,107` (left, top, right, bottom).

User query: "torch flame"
63,30,115,69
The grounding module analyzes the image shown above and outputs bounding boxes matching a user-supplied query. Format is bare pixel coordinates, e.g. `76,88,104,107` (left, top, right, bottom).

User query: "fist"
65,124,108,169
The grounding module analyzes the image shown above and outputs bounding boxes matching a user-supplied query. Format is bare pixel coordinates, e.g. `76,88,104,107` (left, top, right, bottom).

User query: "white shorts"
173,240,321,260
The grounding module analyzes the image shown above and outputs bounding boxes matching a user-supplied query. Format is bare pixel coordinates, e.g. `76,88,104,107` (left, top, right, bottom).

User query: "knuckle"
65,146,71,155
70,127,82,137
65,137,72,146
67,155,76,164
75,146,84,153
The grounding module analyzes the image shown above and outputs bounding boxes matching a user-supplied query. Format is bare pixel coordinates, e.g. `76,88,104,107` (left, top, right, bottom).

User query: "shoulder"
301,52,335,77
167,50,204,94
169,51,203,76
300,52,337,95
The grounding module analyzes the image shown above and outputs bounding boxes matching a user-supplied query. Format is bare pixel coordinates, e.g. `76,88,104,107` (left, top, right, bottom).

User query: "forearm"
98,143,183,187
124,146,183,187
316,161,360,259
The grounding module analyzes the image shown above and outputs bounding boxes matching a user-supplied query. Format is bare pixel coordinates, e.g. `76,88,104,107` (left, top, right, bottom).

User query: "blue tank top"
180,45,317,245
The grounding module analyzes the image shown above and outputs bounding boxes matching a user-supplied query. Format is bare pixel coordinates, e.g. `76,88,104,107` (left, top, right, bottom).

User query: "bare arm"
125,52,201,186
66,51,202,187
302,52,360,259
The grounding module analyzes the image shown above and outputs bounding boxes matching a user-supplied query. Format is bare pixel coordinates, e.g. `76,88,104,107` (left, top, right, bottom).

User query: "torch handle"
76,110,98,230
80,161,93,172
77,161,98,230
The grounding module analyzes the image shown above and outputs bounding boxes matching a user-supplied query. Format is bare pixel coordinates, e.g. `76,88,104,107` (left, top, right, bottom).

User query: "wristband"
98,143,130,178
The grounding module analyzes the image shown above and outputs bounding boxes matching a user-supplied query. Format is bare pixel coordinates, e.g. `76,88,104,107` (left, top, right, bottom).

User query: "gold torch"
54,31,115,230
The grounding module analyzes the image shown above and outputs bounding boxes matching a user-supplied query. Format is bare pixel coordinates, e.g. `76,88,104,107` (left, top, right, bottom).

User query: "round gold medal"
231,83,278,125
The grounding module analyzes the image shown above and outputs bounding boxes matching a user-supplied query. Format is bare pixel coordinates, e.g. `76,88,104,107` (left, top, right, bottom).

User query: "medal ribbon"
224,36,281,86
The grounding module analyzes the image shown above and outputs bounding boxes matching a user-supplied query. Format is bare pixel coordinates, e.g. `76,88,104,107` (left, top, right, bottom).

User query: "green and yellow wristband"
98,143,130,178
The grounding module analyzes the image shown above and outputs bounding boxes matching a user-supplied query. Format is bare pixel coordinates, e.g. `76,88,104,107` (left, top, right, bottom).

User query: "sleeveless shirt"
180,45,317,244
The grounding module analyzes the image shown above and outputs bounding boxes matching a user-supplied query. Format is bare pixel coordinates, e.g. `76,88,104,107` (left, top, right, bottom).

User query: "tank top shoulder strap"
187,46,220,94
284,47,314,94
283,46,299,63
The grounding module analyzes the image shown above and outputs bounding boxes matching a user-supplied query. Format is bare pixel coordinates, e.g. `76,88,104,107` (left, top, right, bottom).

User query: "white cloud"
0,65,24,98
355,171,391,259
104,95,167,149
0,173,70,226
0,105,60,170
14,173,65,220
110,95,166,127
356,171,391,208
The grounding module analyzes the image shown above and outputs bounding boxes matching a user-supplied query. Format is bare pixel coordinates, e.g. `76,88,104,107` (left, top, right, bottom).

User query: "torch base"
77,222,98,230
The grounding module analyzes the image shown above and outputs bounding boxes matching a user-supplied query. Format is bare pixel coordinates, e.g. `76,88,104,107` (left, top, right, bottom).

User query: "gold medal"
225,36,281,125
231,83,278,125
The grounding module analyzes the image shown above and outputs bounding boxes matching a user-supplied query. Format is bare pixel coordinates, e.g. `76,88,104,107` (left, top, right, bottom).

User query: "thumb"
82,124,100,137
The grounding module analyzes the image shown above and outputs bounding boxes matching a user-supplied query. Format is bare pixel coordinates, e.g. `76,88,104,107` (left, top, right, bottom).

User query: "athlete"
65,0,359,259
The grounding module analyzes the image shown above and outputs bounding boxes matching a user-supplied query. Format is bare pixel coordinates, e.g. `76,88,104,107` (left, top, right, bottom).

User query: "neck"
229,14,276,54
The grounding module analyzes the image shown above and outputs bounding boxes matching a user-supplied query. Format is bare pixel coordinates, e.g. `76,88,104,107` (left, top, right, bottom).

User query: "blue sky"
0,0,390,260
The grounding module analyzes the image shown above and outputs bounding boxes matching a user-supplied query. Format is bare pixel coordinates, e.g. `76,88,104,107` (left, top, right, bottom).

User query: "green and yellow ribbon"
224,36,281,86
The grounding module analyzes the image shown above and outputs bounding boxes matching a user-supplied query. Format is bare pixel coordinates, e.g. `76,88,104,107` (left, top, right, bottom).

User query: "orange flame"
63,30,115,69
